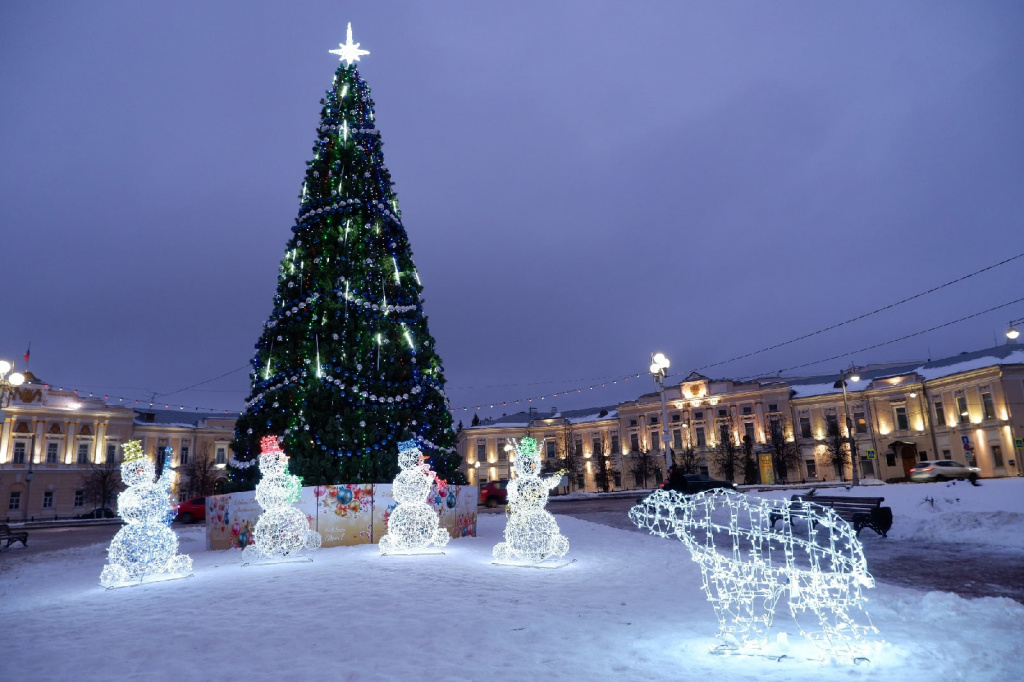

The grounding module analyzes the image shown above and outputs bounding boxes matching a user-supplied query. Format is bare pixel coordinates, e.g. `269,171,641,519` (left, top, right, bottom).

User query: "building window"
46,441,59,464
768,404,778,413
806,459,817,478
719,424,730,444
77,442,90,464
180,445,190,466
894,406,909,431
629,432,640,452
695,427,706,448
941,449,951,457
885,451,896,467
671,413,681,422
476,440,486,462
179,492,188,504
956,396,969,423
825,414,839,434
498,439,507,462
981,392,996,420
717,409,727,418
861,460,875,478
9,491,21,510
13,442,26,464
592,437,601,456
574,436,583,456
650,430,660,451
215,447,227,465
653,469,663,485
613,472,622,487
992,445,1004,468
744,421,755,443
74,490,85,507
799,417,812,439
633,471,644,486
919,451,928,462
934,401,946,426
693,411,703,420
649,416,658,425
742,406,752,415
672,429,683,450
546,440,556,459
699,464,709,476
610,433,620,453
854,411,867,434
42,491,54,509
629,419,638,427
106,443,117,463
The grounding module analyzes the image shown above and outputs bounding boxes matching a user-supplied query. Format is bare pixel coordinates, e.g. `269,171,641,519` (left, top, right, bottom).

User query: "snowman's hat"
121,440,147,463
260,435,284,455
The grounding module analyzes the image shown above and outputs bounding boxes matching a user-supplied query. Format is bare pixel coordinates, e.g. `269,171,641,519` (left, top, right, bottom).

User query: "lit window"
77,442,90,464
215,447,227,464
981,392,996,420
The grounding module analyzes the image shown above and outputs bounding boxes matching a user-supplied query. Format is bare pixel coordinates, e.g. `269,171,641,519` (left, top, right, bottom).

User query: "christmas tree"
232,24,461,487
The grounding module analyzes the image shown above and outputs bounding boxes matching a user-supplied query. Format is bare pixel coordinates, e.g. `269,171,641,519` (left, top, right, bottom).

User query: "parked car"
910,460,980,484
174,497,207,524
479,481,508,508
662,473,737,494
76,507,116,519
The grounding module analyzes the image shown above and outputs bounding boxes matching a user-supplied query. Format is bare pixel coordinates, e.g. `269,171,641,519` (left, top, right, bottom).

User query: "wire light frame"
378,440,450,555
243,436,322,563
493,437,569,565
100,441,193,587
629,489,881,661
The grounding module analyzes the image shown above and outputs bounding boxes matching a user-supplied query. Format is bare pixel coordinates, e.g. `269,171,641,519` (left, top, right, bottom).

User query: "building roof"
133,408,240,428
470,405,619,429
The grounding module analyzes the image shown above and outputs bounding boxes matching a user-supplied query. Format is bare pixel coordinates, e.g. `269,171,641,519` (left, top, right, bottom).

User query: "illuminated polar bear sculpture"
100,441,193,587
378,440,450,555
629,488,880,661
242,436,321,562
493,437,569,565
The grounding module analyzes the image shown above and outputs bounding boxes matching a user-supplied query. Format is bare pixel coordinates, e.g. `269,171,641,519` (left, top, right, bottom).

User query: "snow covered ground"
2,480,1022,681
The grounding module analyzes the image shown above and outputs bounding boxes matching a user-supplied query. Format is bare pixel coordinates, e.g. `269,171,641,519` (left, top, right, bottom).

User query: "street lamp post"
650,353,673,476
835,368,861,486
0,359,26,408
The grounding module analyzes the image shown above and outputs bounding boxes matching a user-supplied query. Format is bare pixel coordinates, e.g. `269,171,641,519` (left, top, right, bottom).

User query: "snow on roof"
134,408,240,428
470,405,618,429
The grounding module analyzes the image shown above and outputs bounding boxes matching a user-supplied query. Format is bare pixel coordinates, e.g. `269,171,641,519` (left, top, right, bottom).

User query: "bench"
769,493,892,538
0,524,29,549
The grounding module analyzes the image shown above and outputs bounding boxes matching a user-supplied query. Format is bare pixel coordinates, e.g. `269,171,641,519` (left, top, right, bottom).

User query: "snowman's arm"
545,469,568,489
158,466,176,489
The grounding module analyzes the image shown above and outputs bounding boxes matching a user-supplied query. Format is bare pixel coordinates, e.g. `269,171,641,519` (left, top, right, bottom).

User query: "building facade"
458,344,1024,490
0,374,237,521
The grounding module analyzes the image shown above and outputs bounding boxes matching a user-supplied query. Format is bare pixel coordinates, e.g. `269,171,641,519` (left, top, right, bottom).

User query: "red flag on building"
24,343,30,363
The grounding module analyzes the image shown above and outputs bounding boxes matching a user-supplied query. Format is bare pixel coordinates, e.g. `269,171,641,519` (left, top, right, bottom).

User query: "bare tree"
822,417,850,482
81,460,123,510
177,444,224,499
708,428,743,483
556,422,585,491
766,417,804,484
741,435,759,485
628,445,661,489
673,444,701,475
593,434,621,492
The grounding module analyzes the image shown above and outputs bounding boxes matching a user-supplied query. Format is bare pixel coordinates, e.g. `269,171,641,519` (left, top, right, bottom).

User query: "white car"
909,459,980,484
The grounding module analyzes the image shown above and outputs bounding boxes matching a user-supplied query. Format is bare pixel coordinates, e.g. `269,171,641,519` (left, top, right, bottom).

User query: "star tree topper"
330,23,370,65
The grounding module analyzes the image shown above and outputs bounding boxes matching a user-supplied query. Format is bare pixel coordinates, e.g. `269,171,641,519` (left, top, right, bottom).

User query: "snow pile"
2,486,1023,681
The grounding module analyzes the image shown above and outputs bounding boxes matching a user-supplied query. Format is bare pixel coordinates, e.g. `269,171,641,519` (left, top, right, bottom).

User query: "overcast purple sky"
2,2,1022,420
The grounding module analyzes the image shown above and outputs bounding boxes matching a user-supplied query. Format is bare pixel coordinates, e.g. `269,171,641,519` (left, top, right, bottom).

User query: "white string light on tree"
100,441,193,588
378,440,450,555
493,437,569,565
243,436,322,563
629,489,881,662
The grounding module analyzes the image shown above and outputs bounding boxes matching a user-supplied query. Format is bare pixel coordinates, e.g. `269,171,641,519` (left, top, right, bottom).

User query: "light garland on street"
493,437,569,565
629,489,881,661
100,441,193,587
243,436,322,562
379,440,450,554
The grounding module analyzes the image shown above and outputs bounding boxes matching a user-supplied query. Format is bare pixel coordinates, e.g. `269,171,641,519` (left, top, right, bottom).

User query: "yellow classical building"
458,344,1024,490
1,373,238,521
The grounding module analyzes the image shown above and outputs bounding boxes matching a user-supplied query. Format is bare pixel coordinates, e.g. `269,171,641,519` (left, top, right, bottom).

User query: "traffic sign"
865,449,876,460
961,435,973,451
1014,438,1023,449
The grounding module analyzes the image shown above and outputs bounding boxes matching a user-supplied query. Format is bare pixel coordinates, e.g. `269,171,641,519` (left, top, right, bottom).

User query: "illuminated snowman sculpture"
100,441,193,587
243,436,321,562
493,437,569,564
378,439,450,555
